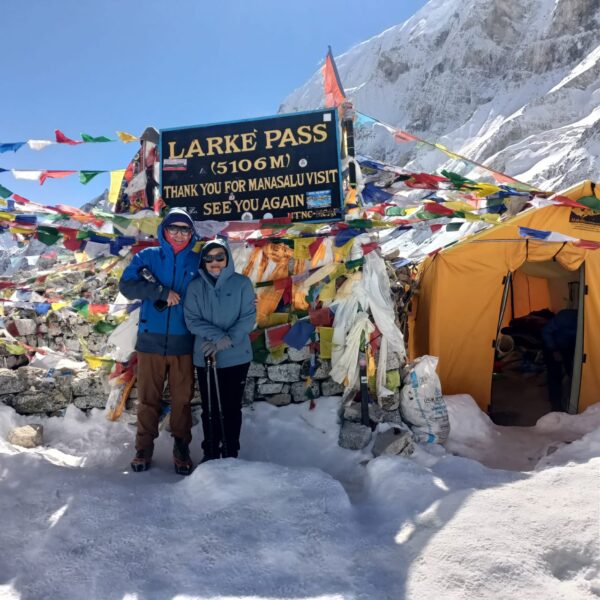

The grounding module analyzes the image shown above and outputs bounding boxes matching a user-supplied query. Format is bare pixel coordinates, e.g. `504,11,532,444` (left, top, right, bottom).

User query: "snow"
281,0,600,192
1,394,599,599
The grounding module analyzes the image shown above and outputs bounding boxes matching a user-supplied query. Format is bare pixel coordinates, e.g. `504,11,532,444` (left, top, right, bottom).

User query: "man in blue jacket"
184,239,256,460
119,207,199,474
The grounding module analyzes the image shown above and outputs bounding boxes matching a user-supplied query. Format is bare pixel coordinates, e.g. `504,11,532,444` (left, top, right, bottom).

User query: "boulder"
338,421,372,450
301,358,331,380
12,391,70,414
8,424,43,448
287,345,311,362
267,363,301,382
266,393,292,407
321,378,344,396
243,378,256,406
0,368,26,395
73,395,107,410
290,380,320,403
258,382,285,395
372,427,414,457
247,362,267,378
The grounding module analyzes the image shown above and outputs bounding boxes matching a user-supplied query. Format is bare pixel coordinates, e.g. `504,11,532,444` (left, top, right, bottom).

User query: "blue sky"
2,0,427,207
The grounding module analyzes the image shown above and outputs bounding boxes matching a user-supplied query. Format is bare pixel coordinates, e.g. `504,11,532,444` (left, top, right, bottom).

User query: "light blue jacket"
184,240,256,368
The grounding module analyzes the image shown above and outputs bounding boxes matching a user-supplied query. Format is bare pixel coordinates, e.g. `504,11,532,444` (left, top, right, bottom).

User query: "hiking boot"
173,437,193,476
131,449,152,472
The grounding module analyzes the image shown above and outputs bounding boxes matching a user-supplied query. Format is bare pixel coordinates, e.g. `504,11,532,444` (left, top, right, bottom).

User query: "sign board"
160,109,343,222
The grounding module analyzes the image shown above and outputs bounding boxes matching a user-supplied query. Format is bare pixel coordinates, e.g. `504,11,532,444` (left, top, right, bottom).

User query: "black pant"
196,362,249,458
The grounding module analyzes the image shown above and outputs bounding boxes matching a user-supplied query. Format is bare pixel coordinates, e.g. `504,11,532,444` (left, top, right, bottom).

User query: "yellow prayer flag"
83,353,115,370
334,239,354,261
293,237,316,260
116,131,139,143
444,201,476,213
108,170,126,204
319,280,336,302
51,302,68,311
133,215,161,236
434,143,462,161
269,344,287,362
318,326,333,359
264,313,290,327
472,183,502,198
0,212,13,221
344,188,357,206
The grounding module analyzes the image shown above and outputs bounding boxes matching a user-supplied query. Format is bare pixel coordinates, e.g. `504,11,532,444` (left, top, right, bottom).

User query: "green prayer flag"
80,171,105,184
36,226,61,246
578,195,600,212
81,134,113,143
93,321,118,334
0,183,13,198
251,331,269,364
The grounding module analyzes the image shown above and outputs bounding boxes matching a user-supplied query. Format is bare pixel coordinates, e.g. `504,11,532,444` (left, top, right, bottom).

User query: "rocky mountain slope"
281,0,600,192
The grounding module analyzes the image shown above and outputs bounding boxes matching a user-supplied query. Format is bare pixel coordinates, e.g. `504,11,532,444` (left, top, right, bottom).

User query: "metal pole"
359,331,369,427
205,356,215,458
212,359,228,458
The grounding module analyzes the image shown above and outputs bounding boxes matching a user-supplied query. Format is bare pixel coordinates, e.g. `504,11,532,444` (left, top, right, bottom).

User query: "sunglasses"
203,253,227,263
166,225,192,235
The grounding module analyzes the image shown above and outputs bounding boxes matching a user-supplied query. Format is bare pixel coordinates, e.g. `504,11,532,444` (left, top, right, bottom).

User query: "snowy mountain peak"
281,0,600,191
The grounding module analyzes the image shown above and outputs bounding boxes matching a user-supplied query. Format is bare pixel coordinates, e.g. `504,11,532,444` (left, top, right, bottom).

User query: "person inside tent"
184,239,256,461
542,308,578,412
119,208,199,475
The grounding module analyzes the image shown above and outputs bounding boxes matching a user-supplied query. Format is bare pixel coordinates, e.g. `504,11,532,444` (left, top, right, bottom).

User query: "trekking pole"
212,357,228,458
205,355,215,459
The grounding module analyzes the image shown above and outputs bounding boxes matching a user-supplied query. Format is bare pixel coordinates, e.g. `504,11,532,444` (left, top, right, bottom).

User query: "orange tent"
409,180,600,414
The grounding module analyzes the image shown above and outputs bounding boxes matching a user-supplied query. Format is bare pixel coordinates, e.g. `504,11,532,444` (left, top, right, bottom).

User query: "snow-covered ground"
1,395,599,600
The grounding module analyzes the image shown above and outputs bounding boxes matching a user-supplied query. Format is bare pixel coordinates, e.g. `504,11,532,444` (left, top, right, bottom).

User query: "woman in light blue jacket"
184,239,256,460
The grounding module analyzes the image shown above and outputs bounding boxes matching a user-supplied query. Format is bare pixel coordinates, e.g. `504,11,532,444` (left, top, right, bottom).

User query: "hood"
157,207,197,249
199,238,235,286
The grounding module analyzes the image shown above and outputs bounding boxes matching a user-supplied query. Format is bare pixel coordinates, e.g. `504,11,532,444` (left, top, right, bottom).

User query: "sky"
1,395,599,598
1,0,428,207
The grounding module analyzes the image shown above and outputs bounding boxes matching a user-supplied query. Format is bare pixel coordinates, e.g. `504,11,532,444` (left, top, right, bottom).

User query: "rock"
380,389,401,411
8,424,43,448
301,358,331,380
258,382,285,395
4,355,28,369
73,395,107,410
71,371,106,398
13,318,37,336
12,391,70,414
247,362,267,378
381,408,404,425
243,378,256,406
343,401,385,424
0,368,26,394
338,421,372,450
372,427,414,457
290,380,320,403
267,363,301,382
287,345,311,362
266,393,292,406
386,352,401,371
321,378,344,396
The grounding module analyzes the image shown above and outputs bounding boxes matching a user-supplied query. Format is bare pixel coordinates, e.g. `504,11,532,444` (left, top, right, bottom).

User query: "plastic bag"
108,309,139,362
400,355,450,444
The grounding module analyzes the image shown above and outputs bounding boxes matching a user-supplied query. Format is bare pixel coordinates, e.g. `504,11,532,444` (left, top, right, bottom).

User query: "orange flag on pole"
322,46,346,108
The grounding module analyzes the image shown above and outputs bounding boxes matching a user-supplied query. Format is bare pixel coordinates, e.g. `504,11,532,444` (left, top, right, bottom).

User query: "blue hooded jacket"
119,207,200,355
184,239,256,368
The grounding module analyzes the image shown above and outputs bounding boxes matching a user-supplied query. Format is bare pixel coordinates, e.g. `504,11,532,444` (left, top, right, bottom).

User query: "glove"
201,341,217,357
215,336,232,351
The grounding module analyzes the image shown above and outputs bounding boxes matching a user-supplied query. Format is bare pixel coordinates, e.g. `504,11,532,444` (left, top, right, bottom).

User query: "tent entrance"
489,260,583,426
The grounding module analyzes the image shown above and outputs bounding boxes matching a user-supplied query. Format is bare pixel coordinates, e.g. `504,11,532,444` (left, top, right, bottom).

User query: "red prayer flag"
394,130,419,143
39,170,77,185
322,47,346,108
55,129,82,145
